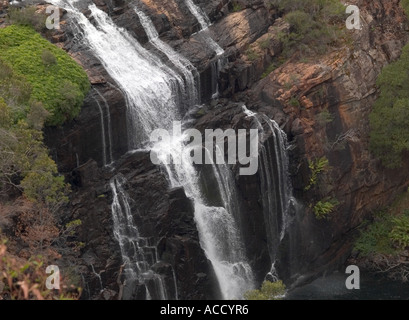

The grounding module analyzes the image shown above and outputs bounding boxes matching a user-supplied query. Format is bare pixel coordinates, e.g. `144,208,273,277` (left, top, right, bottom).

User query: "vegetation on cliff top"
273,0,347,57
0,25,90,126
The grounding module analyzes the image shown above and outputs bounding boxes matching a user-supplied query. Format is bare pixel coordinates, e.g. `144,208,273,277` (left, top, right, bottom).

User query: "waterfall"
49,0,184,148
184,0,211,30
50,0,255,300
184,0,225,98
110,175,170,300
242,105,296,275
94,88,113,165
95,97,107,166
134,7,199,108
151,134,255,299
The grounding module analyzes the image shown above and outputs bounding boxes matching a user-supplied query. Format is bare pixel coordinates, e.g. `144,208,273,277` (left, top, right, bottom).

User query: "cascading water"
49,0,184,148
151,132,254,299
94,88,113,166
94,88,113,165
242,105,296,278
134,6,199,107
184,0,225,97
110,175,170,300
50,0,255,299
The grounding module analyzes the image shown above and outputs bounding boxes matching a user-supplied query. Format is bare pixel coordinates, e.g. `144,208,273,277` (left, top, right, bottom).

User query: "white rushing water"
184,0,225,97
134,6,199,107
110,175,170,300
49,0,184,148
94,87,113,165
50,0,255,300
151,134,254,299
242,105,296,273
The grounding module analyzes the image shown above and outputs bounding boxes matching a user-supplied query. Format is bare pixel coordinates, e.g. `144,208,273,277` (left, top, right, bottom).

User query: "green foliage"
272,0,346,58
402,0,409,17
313,197,339,220
389,212,409,249
0,99,69,212
369,43,409,168
0,25,90,126
244,280,286,300
20,153,69,208
289,96,300,107
354,211,400,257
232,2,243,12
7,6,47,32
246,48,259,61
305,157,329,191
41,49,57,67
316,110,334,127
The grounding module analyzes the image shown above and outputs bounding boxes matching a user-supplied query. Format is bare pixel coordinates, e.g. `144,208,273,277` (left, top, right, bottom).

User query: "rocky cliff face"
36,0,409,298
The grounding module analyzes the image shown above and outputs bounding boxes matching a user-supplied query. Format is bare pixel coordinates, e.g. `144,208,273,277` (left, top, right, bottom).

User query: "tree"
369,44,409,168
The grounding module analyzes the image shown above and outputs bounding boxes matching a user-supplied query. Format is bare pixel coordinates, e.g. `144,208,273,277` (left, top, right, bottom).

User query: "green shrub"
0,25,90,126
272,0,346,58
244,280,286,300
369,43,409,168
246,48,259,61
313,198,339,220
354,211,408,257
232,2,243,12
305,157,329,191
316,110,334,127
289,96,300,107
7,6,47,32
389,214,409,249
41,49,57,67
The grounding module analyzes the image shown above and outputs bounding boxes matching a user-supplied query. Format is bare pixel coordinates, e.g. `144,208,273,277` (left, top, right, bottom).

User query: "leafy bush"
313,198,339,220
246,48,259,61
369,43,409,168
316,110,334,127
232,2,243,12
389,214,409,249
244,280,286,300
41,49,57,67
289,96,300,107
305,157,329,191
7,6,47,32
354,216,395,257
354,210,409,257
0,25,90,126
271,0,346,58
